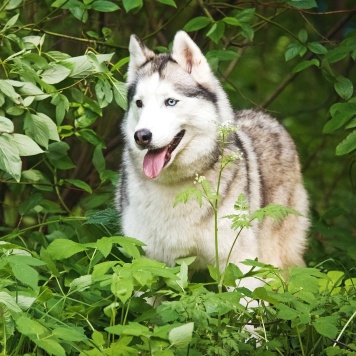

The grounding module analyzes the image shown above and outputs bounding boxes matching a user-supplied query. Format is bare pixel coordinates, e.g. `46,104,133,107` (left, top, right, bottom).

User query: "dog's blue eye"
136,100,143,108
165,98,178,107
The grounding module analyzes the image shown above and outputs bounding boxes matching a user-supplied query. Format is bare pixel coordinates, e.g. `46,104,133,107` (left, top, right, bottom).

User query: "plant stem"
296,325,306,356
1,216,86,241
333,310,356,347
215,132,227,293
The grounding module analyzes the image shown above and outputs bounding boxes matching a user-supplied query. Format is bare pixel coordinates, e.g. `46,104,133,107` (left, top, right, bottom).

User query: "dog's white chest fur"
121,168,260,272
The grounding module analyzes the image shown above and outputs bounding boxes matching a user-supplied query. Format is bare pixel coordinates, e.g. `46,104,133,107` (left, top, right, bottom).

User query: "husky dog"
116,31,309,288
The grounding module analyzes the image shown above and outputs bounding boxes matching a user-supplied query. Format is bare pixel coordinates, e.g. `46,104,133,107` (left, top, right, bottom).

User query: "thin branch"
16,26,127,50
260,8,356,108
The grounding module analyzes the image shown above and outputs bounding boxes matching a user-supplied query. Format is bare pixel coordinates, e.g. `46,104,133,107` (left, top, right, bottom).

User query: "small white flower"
217,121,239,135
194,174,206,184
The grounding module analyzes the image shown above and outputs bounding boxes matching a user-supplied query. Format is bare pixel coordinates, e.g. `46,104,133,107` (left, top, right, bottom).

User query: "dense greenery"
0,0,355,354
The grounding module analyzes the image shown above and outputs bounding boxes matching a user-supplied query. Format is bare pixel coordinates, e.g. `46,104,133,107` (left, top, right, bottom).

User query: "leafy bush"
0,0,355,355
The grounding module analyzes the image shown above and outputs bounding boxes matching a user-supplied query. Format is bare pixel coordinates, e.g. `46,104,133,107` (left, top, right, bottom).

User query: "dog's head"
124,31,233,180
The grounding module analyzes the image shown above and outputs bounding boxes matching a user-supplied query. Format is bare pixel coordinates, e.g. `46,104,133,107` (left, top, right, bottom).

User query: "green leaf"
334,76,354,100
92,261,118,279
13,134,44,156
63,179,92,193
47,142,75,170
308,42,328,55
122,0,142,12
292,58,319,73
183,17,211,32
207,22,225,44
24,114,49,148
241,24,254,41
51,0,69,8
22,52,48,69
323,101,356,133
5,0,23,10
325,46,350,63
111,273,133,304
346,117,356,129
235,8,255,23
330,101,356,117
6,106,24,116
2,13,19,32
176,261,189,289
16,315,46,336
18,193,43,215
252,287,279,304
7,255,46,267
323,111,354,133
25,113,59,148
95,77,113,108
78,128,105,147
298,29,308,43
0,291,22,314
110,56,130,72
157,0,176,7
289,270,319,293
19,82,49,101
0,116,14,133
53,327,87,342
95,237,113,257
276,304,300,320
62,53,113,77
0,134,21,181
93,145,106,173
23,35,42,48
69,275,92,292
85,208,118,225
91,1,120,12
169,323,194,348
106,322,152,338
312,316,339,338
336,130,356,155
33,339,66,356
208,265,219,282
9,262,39,289
112,237,143,259
327,270,344,287
22,169,53,191
223,263,243,286
223,17,241,26
51,93,69,125
287,0,317,9
112,78,127,110
40,64,71,84
46,239,88,260
251,204,300,224
285,43,304,61
174,186,203,207
0,80,21,104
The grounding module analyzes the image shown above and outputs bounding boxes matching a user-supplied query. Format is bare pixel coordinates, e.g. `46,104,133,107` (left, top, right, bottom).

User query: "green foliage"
0,0,355,354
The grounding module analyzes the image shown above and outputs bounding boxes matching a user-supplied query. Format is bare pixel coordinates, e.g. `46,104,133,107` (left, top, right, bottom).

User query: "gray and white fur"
116,31,309,289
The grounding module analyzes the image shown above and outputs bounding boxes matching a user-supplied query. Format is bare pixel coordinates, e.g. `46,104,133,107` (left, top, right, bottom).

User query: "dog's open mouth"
143,130,185,179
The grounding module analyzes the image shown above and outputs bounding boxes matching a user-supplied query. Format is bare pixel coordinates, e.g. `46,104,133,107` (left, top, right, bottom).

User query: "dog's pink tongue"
143,147,168,179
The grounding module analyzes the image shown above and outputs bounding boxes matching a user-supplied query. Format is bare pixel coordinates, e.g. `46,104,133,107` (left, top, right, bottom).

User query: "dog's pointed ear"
171,31,211,83
127,35,155,84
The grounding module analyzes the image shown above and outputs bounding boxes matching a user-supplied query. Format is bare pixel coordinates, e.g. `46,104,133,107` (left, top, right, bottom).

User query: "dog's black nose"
134,128,152,147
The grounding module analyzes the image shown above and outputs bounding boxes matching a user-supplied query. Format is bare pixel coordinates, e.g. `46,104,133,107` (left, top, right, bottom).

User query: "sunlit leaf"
169,323,194,349
183,17,211,32
0,134,21,181
46,239,88,260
